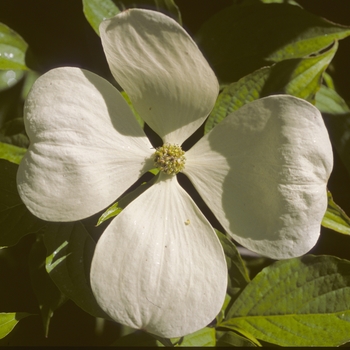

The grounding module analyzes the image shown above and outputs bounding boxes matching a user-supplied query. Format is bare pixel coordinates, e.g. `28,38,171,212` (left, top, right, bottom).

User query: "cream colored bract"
17,9,333,338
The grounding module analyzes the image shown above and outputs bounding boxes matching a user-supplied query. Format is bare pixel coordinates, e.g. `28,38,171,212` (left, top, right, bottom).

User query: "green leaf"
0,22,28,70
0,69,24,91
322,190,350,235
115,0,182,24
96,202,123,226
216,330,258,347
21,70,40,100
0,159,46,248
154,0,182,25
205,42,337,134
43,221,109,319
0,117,29,148
97,173,156,225
155,328,216,347
197,2,350,83
316,84,350,115
29,236,67,337
316,85,350,176
0,133,28,149
221,255,350,346
82,0,121,36
121,91,144,128
0,312,32,339
175,327,216,347
216,231,250,302
0,142,26,164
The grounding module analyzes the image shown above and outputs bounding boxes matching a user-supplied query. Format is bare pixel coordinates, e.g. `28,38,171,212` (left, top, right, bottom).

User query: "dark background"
0,0,349,101
0,0,349,346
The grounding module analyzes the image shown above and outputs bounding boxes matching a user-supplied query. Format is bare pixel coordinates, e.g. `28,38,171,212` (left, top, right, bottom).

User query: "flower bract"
17,9,333,338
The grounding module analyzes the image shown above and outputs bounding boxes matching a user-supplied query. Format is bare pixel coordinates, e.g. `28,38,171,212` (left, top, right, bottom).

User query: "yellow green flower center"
153,143,186,175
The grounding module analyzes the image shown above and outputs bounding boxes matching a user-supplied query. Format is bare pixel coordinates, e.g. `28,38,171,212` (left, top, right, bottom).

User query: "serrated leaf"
0,23,28,70
0,142,26,164
82,0,121,36
43,221,109,319
316,85,350,177
29,236,67,337
0,159,46,247
322,190,350,235
0,312,32,339
205,42,337,134
221,255,350,346
197,2,350,83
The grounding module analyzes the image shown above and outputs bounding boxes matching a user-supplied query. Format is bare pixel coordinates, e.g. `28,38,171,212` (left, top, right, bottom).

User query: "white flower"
16,9,333,338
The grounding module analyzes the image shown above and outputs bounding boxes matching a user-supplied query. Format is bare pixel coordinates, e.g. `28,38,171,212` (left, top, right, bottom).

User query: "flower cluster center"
153,143,186,175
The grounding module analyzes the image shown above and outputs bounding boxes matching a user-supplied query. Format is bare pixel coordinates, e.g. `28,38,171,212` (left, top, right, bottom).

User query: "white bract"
17,9,333,338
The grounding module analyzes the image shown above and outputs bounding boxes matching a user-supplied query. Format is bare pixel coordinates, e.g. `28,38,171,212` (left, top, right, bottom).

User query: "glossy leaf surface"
221,255,350,346
0,313,31,340
0,22,28,70
205,42,337,134
197,2,350,83
82,0,120,35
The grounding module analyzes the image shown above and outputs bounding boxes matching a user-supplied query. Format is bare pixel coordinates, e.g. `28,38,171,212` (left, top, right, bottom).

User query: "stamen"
153,143,186,175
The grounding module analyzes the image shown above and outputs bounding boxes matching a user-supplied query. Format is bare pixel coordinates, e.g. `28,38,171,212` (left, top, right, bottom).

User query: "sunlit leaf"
205,42,337,133
0,160,46,248
0,313,32,339
322,190,350,235
43,221,109,319
97,174,156,226
0,22,28,70
96,202,122,226
197,2,350,83
0,142,26,164
174,327,216,347
29,237,67,337
82,0,121,36
221,255,350,346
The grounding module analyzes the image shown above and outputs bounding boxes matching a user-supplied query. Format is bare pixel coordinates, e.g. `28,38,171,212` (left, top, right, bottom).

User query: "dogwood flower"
17,9,333,338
